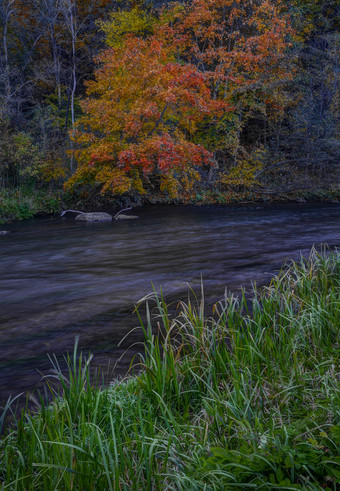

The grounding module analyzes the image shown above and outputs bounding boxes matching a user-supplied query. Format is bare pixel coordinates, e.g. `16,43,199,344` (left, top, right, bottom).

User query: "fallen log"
114,207,139,220
60,207,139,222
75,212,112,222
115,214,139,220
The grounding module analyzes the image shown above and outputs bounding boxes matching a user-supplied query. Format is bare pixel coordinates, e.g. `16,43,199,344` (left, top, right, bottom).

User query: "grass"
0,188,61,224
0,248,339,490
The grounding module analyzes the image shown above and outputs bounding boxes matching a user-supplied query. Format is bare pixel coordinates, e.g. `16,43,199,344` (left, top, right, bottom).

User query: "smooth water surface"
1,203,339,404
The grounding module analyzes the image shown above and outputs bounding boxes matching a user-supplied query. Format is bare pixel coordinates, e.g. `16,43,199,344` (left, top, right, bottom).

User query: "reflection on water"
0,203,339,404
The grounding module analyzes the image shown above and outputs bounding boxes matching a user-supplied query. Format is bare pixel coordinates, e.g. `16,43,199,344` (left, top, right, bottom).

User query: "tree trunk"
2,0,15,109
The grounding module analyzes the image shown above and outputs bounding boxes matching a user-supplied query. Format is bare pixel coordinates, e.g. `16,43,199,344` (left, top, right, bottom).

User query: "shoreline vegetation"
1,249,339,489
1,186,340,225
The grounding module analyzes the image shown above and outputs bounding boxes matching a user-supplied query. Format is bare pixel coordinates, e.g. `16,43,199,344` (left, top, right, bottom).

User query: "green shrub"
0,189,61,224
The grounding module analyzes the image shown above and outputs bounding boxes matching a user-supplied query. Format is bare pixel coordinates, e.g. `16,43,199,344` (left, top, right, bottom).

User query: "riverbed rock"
75,212,112,222
115,214,139,220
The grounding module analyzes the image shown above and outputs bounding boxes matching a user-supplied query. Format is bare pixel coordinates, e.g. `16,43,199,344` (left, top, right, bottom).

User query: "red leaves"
118,135,213,175
68,0,294,197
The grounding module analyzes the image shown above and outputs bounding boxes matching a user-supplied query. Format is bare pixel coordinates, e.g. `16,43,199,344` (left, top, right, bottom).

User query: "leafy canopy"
67,0,294,198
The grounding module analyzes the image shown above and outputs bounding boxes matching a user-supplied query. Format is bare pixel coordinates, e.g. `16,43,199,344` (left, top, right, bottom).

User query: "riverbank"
148,187,340,206
1,185,340,225
0,189,62,225
1,249,339,489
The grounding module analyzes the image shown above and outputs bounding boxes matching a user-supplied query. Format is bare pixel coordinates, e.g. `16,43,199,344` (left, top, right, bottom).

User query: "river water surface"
1,203,339,406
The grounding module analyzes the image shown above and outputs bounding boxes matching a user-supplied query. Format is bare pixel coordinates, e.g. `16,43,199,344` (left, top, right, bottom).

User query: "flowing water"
0,203,339,407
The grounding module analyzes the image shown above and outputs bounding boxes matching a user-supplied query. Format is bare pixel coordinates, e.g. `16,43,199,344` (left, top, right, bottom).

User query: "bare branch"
113,207,133,219
60,209,85,216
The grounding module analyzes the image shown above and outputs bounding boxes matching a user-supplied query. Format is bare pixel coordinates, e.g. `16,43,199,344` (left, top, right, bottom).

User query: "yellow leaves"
96,166,132,195
100,7,155,49
131,173,147,195
66,0,295,198
180,168,201,194
219,147,267,190
160,172,180,198
40,157,66,183
160,168,201,199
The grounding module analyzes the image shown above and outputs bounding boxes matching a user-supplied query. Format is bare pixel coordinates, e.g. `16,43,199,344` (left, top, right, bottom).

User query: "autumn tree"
67,35,224,198
161,0,296,188
68,0,294,198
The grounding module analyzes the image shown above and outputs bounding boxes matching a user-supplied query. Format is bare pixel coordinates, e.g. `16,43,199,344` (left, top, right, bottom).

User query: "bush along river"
0,203,340,408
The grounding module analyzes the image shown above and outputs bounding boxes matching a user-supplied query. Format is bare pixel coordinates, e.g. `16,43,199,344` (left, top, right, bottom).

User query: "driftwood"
114,207,139,219
60,209,85,216
115,214,139,220
60,209,111,222
113,207,132,219
60,207,139,221
75,212,112,222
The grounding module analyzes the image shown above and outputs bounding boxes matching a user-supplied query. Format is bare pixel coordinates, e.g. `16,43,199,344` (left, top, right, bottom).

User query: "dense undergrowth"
145,188,340,206
0,249,339,489
0,189,62,224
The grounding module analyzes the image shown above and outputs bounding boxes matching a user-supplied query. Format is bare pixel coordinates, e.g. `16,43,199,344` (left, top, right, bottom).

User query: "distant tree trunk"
50,24,61,107
69,1,77,130
1,0,15,110
62,0,78,173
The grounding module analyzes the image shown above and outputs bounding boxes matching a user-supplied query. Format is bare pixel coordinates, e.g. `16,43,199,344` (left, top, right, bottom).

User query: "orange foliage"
67,0,294,197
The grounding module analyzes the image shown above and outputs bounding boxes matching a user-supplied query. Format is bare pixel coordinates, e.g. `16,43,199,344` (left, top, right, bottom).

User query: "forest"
0,0,339,222
0,2,339,488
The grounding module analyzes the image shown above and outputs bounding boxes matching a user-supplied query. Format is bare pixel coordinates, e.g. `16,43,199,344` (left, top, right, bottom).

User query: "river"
0,203,339,408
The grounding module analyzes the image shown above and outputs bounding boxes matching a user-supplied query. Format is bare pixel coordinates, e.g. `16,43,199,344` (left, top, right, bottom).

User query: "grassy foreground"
1,250,339,490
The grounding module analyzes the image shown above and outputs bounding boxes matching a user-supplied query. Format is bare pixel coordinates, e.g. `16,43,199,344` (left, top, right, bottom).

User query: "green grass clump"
0,188,61,224
1,248,339,490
